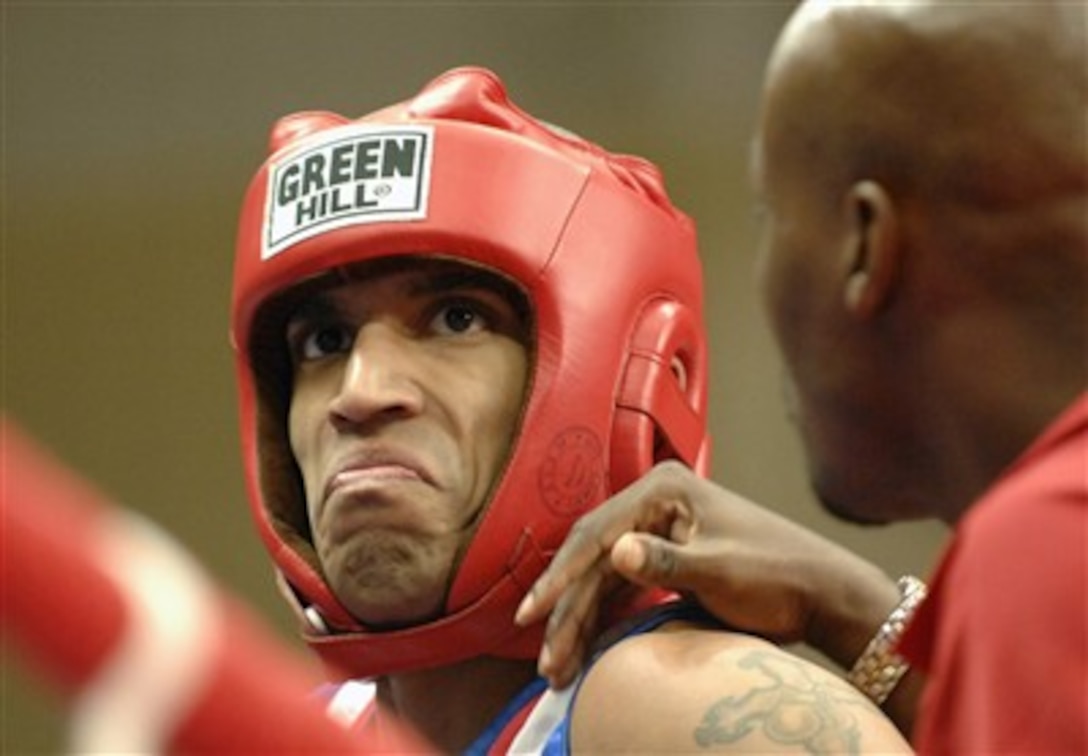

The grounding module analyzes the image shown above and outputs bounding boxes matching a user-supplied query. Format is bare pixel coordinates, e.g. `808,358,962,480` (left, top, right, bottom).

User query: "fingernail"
614,534,645,571
514,595,533,625
538,643,552,672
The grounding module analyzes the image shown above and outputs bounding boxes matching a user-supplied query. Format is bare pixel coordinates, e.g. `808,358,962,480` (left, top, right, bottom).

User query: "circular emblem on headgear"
538,426,604,515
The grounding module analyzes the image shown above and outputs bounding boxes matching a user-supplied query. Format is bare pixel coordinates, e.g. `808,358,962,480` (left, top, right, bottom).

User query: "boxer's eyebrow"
406,266,530,327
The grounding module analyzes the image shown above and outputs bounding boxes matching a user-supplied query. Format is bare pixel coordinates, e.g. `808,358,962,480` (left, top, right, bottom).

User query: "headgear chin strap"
232,66,710,679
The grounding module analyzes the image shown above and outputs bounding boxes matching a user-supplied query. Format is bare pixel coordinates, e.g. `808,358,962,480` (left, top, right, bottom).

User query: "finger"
610,532,649,576
613,537,787,638
612,532,694,589
517,493,682,625
516,508,630,625
537,569,603,688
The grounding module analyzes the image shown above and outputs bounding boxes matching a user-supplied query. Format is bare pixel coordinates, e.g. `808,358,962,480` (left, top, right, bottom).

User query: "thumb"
611,532,684,588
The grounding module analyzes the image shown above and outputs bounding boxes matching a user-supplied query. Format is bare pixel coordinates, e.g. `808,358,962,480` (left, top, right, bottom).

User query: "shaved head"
752,0,1087,522
764,0,1086,207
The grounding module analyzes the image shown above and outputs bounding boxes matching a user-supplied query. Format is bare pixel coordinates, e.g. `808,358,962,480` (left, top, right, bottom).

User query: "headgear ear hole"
610,298,709,493
653,346,695,467
669,354,688,394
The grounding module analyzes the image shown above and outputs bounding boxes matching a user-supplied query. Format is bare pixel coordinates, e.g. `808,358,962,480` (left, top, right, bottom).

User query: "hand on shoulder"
518,461,902,686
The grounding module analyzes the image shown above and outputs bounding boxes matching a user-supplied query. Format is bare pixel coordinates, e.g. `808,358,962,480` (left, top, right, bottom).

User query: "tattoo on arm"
693,651,866,754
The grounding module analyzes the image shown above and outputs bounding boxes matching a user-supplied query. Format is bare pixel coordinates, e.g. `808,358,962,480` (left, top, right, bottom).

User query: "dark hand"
515,461,900,689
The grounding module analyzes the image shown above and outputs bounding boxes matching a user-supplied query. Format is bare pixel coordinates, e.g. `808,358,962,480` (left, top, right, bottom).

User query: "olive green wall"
2,3,946,751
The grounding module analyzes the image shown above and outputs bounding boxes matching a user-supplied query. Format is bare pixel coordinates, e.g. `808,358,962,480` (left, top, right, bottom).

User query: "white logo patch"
263,124,433,259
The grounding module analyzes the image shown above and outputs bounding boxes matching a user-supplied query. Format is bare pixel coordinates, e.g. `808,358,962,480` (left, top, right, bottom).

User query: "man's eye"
300,325,354,360
432,303,485,335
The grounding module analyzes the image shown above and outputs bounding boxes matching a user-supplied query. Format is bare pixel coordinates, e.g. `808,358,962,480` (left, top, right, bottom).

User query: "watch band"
845,575,928,705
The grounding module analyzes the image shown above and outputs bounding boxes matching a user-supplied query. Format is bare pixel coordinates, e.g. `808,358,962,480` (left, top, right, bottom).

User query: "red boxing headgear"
231,67,710,679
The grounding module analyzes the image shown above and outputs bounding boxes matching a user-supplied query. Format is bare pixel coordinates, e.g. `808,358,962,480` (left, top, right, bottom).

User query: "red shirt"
900,394,1088,754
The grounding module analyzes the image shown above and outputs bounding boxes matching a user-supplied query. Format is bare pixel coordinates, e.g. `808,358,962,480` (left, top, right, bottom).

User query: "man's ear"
842,180,900,318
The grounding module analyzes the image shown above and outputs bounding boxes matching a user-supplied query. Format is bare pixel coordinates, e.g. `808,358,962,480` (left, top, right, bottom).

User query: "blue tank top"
464,600,711,755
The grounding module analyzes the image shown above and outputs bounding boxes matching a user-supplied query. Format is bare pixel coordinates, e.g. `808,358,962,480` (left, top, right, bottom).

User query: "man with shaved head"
519,1,1087,752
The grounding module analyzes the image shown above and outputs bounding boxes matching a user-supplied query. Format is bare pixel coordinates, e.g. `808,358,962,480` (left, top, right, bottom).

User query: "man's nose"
327,322,424,429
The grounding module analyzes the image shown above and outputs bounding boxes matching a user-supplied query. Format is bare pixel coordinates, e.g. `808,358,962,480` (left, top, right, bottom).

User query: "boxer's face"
285,258,530,627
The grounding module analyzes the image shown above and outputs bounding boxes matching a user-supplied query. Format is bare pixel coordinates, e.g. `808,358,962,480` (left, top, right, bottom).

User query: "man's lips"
323,452,435,502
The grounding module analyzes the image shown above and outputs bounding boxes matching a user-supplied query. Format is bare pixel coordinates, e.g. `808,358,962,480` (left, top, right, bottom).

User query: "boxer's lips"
323,451,436,503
